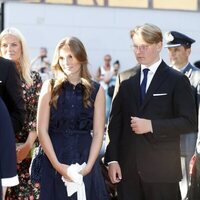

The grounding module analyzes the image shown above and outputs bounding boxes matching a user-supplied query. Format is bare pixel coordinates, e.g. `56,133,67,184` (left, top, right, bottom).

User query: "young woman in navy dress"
37,36,108,200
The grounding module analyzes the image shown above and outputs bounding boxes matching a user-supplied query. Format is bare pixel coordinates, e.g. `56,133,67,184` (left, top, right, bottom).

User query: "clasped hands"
130,116,153,134
56,163,91,182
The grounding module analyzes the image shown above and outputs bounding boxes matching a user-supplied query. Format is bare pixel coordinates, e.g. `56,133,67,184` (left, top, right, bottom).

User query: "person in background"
0,27,42,200
107,60,121,99
0,97,19,200
31,47,52,82
113,60,120,75
37,36,108,199
165,31,200,199
194,60,200,69
105,23,197,200
95,54,114,123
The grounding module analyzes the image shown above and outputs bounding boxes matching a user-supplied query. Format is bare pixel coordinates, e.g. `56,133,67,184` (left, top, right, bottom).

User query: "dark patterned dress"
39,80,109,200
6,71,42,200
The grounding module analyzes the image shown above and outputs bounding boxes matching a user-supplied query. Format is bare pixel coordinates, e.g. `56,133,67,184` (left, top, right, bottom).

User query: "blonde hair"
130,23,163,44
50,36,92,108
0,27,33,85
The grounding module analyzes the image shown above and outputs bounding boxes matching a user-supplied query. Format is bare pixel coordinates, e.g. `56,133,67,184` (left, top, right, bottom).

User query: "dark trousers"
117,171,181,200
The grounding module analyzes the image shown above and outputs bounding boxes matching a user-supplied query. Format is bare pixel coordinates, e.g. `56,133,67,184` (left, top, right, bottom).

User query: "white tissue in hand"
67,163,86,184
62,162,86,199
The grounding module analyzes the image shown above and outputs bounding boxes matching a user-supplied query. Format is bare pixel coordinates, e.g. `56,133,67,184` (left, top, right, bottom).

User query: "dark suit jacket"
0,57,25,133
0,98,17,195
112,67,135,99
180,63,200,156
105,60,197,183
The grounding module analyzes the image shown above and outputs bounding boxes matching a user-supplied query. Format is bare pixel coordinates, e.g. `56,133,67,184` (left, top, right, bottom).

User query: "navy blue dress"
40,80,108,200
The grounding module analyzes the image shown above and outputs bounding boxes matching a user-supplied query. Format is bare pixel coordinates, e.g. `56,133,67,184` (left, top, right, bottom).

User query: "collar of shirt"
172,62,189,73
141,58,162,74
140,58,162,91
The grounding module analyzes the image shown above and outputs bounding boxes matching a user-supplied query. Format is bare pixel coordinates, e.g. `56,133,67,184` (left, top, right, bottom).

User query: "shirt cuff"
1,175,19,186
108,161,118,165
197,141,200,154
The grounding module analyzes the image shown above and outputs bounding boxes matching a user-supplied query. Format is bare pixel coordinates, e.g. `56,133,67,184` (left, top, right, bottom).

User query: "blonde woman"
0,27,42,199
37,36,108,199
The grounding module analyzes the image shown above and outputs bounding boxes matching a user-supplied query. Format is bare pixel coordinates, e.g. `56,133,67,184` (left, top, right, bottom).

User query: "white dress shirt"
140,58,162,92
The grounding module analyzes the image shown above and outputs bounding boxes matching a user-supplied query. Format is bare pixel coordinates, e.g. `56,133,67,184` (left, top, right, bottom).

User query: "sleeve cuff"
196,141,200,154
1,175,19,186
108,161,118,165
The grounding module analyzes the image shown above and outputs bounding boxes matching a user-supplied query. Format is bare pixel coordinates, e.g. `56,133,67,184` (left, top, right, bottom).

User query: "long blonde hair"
0,27,33,86
50,36,92,108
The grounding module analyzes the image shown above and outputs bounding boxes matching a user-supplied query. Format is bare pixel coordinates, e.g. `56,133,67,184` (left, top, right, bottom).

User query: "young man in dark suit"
165,31,200,198
0,57,25,133
0,98,18,200
105,23,197,200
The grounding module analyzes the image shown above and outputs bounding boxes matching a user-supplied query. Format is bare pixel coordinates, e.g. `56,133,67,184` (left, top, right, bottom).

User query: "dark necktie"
140,68,149,104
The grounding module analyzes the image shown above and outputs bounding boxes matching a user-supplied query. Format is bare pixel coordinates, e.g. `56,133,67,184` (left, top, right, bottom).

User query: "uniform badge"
165,32,174,42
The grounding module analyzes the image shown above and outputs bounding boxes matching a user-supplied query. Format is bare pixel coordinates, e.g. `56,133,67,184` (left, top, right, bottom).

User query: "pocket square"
153,93,167,96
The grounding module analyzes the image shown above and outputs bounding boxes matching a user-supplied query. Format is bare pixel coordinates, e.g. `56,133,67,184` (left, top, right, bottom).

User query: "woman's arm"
37,80,70,180
16,131,37,162
80,86,106,176
104,70,114,84
17,73,43,162
95,67,103,82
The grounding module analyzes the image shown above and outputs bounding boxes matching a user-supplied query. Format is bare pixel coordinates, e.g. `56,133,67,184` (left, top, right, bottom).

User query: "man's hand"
108,162,122,184
130,116,153,134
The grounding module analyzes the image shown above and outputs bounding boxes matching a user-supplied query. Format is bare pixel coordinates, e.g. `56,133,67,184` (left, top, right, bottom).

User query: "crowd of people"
0,23,199,200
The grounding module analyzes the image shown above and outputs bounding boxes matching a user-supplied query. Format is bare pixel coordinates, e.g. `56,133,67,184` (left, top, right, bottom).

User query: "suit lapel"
140,61,169,111
128,65,141,111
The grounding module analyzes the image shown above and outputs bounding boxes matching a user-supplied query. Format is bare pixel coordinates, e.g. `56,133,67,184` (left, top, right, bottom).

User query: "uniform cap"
165,31,195,48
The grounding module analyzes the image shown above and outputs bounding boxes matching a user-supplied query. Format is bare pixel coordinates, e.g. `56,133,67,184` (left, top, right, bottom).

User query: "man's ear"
186,47,191,57
156,42,163,52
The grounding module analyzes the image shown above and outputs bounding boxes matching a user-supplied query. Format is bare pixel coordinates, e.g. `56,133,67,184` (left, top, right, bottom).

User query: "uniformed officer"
165,31,200,199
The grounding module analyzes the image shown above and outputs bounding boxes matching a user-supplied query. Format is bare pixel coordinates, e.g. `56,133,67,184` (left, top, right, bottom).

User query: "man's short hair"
130,23,163,44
